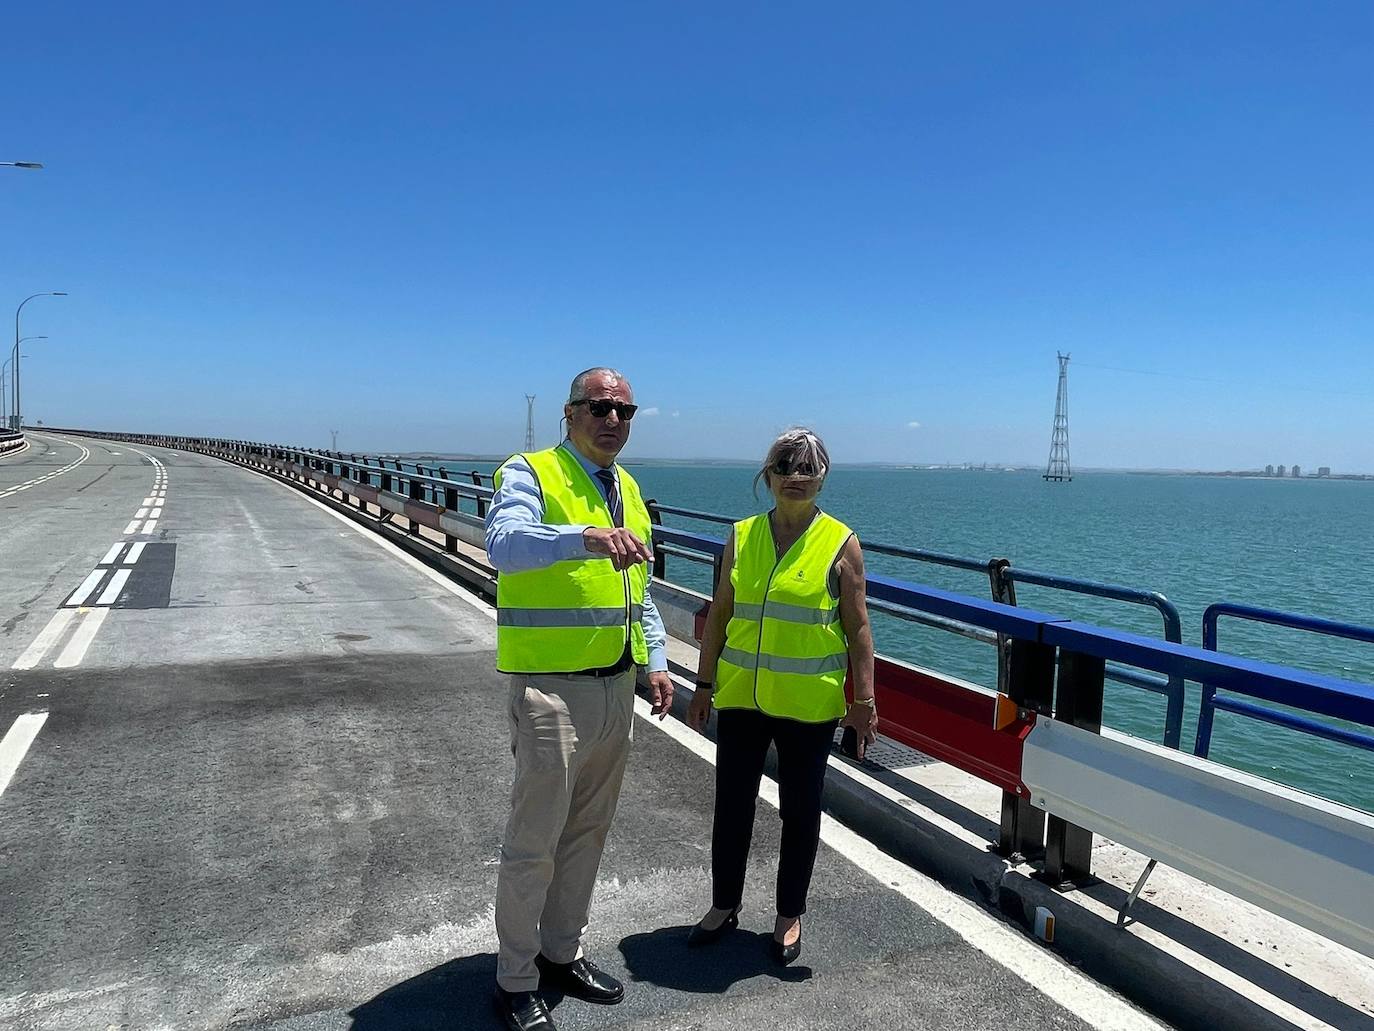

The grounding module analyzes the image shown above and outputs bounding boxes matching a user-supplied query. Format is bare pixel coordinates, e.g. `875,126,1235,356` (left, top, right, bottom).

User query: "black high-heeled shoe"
770,919,802,965
687,906,740,947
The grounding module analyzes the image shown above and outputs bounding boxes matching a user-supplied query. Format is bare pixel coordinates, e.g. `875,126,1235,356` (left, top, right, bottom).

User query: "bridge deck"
0,433,1159,1029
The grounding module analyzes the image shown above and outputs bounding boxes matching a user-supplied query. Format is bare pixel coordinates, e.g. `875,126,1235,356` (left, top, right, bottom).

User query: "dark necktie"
595,469,623,527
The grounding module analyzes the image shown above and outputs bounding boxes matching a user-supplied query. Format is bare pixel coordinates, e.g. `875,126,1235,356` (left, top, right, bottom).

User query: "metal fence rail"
1198,602,1374,757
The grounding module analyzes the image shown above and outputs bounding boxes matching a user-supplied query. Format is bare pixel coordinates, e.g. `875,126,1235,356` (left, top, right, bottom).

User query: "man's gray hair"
568,367,628,402
753,427,831,498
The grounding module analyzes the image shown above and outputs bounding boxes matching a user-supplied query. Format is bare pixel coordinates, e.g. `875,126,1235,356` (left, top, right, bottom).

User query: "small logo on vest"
795,569,806,580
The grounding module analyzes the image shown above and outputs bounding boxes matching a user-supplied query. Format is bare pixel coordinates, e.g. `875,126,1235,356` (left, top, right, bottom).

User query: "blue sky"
4,2,1371,469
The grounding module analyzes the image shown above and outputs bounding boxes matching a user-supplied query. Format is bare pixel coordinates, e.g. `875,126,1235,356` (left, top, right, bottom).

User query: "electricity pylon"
1043,353,1072,482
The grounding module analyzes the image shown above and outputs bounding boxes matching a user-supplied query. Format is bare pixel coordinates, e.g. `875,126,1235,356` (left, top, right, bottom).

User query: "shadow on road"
349,952,506,1031
619,923,812,992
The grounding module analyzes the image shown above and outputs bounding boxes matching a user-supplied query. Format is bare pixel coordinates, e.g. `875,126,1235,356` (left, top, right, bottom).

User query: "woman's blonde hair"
753,427,831,498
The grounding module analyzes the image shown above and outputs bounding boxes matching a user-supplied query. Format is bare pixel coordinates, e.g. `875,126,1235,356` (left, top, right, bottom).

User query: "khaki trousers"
494,667,636,992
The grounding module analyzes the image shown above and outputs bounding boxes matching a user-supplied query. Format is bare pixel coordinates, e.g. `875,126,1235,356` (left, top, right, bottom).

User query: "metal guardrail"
0,428,24,455
1197,603,1374,757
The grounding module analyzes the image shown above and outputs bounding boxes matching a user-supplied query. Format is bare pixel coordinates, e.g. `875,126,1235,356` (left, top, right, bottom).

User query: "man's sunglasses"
571,398,639,421
770,459,821,478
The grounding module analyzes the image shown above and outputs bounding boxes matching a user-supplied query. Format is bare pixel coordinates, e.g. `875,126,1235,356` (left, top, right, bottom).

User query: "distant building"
1292,464,1301,478
1276,464,1286,477
1318,466,1331,478
1265,464,1274,476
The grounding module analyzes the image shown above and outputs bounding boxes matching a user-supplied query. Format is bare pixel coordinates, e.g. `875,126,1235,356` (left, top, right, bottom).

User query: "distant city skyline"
5,4,1371,470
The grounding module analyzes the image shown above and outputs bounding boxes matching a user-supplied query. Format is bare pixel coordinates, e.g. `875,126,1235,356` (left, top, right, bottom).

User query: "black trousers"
711,708,837,918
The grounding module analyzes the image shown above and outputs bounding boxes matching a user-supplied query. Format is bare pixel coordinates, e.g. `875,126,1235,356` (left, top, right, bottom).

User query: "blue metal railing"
651,522,1374,771
1196,603,1374,757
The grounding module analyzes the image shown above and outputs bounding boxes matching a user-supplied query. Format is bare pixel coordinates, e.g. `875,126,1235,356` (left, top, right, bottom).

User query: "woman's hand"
839,700,878,759
687,685,714,732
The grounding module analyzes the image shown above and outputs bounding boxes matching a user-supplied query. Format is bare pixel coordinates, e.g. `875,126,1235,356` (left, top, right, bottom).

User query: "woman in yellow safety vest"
686,427,876,964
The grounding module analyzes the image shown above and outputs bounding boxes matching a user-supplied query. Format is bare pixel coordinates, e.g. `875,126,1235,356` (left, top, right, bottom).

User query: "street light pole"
13,294,66,429
1,337,45,424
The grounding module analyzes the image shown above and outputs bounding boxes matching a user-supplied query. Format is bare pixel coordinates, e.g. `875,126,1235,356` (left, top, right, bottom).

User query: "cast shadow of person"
349,951,510,1031
618,924,812,994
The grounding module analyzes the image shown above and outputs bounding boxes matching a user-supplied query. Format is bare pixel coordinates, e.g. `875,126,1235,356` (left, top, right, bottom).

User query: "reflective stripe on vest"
714,510,853,723
494,445,652,673
498,605,646,628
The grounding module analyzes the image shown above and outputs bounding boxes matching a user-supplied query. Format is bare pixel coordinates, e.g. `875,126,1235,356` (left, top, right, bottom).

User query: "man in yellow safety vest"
484,366,674,1031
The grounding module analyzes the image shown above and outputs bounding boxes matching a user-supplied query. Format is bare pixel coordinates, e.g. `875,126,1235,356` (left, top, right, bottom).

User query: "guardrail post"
1044,648,1106,886
998,637,1054,860
647,501,667,580
438,467,459,552
471,471,486,518
405,468,421,533
988,558,1016,694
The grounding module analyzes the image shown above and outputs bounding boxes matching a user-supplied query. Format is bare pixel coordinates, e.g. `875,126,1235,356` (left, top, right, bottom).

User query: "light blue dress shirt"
484,440,668,673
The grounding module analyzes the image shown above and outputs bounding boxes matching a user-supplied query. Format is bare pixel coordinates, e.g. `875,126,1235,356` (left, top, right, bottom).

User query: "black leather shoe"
687,906,740,947
493,986,556,1031
535,955,625,1005
770,920,802,966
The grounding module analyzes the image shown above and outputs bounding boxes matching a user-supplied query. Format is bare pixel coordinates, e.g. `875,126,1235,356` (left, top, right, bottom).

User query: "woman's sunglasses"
770,459,820,478
571,398,639,421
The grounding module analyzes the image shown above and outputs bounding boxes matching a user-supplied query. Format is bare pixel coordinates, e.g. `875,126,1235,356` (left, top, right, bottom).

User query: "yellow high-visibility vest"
714,510,853,722
494,445,651,674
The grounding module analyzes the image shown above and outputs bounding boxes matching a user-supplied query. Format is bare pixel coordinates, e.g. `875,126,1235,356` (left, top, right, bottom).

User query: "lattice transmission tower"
1043,352,1072,482
524,395,536,451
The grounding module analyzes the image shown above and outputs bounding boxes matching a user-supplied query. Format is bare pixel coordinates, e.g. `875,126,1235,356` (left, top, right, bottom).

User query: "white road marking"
54,609,108,669
66,570,107,608
266,473,1166,1031
101,543,126,566
0,713,49,798
143,519,158,533
149,506,162,518
135,507,148,519
0,435,91,498
12,610,77,670
124,542,146,565
97,570,131,606
124,520,142,535
142,497,156,506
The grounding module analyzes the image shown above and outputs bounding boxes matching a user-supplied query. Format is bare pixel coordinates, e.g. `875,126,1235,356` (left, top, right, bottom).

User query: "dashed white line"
124,520,143,535
0,713,49,798
142,497,156,506
135,507,148,519
54,609,108,669
66,570,107,608
96,570,131,606
101,543,126,566
143,519,158,533
149,506,162,518
124,542,146,565
0,435,91,498
12,611,76,670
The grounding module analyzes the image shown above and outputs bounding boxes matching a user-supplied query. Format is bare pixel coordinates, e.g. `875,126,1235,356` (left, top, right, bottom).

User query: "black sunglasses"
571,398,639,421
770,458,820,478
